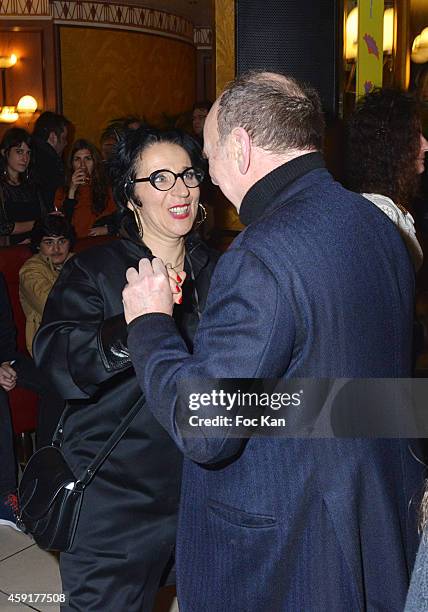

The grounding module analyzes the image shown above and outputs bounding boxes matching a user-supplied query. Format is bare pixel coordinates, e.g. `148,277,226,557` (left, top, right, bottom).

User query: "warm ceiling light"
345,6,358,60
0,54,17,69
17,95,38,113
383,8,394,54
412,27,428,64
0,106,18,123
345,7,395,60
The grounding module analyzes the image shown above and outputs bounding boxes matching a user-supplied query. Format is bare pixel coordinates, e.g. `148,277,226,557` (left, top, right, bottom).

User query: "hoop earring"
194,202,207,229
130,200,144,240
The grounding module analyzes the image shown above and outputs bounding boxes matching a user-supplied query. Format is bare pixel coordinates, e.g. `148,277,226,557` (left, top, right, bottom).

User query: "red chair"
0,236,116,460
0,244,38,462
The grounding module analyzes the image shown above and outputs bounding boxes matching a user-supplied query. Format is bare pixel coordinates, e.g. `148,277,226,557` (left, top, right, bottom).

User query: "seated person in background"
100,125,119,162
346,88,428,271
122,115,144,130
0,128,47,246
0,271,21,530
100,116,147,162
54,139,118,238
19,214,74,355
191,100,212,144
31,111,69,209
0,270,64,529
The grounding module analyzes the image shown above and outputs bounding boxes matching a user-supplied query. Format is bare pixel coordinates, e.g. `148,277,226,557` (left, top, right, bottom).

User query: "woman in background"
346,88,428,271
0,128,46,245
54,139,117,238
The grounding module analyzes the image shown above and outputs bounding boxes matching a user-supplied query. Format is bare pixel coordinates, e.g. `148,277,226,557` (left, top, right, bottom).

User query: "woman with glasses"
54,139,118,238
33,128,218,611
0,127,47,246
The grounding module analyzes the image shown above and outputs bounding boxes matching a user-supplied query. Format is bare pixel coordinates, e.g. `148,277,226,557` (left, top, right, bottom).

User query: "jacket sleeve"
53,187,65,211
19,258,55,318
33,259,132,400
127,247,296,465
0,273,18,363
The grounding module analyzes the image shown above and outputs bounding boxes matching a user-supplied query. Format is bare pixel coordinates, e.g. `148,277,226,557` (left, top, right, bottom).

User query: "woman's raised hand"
69,168,89,198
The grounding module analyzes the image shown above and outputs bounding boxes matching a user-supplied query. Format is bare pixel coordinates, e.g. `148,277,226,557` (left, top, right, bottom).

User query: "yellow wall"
60,26,196,146
214,0,235,96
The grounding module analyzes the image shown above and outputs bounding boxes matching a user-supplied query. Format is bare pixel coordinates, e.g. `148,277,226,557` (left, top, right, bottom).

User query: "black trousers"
0,388,17,495
58,444,178,612
60,510,176,611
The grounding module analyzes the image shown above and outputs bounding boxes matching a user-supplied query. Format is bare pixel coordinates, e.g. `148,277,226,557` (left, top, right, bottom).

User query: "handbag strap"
53,399,142,490
78,399,142,487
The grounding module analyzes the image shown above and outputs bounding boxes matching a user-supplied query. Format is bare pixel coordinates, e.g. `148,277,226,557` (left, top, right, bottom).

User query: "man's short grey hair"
217,71,325,153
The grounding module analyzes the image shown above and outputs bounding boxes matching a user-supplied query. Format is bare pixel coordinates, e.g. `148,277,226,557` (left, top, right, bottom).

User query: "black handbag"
17,400,141,552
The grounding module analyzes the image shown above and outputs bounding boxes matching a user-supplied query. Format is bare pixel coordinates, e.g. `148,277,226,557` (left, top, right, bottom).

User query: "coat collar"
119,213,210,279
239,152,325,226
36,251,74,273
33,136,61,161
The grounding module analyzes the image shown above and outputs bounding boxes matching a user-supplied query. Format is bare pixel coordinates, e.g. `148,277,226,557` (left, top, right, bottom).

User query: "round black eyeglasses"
132,167,204,192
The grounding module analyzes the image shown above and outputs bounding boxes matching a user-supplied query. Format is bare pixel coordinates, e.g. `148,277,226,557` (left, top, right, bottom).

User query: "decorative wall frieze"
0,0,51,18
0,0,196,45
194,26,212,49
52,1,193,42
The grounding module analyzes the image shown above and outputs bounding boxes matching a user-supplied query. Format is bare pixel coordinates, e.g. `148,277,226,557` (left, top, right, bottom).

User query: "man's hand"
0,362,17,392
123,258,185,324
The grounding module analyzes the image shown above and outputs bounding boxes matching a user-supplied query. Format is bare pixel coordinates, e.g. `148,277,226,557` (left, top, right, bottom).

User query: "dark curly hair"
65,139,109,215
30,214,75,253
108,127,205,210
346,88,422,208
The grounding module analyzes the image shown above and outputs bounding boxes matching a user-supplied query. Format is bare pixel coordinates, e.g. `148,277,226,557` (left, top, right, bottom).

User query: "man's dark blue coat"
128,153,424,612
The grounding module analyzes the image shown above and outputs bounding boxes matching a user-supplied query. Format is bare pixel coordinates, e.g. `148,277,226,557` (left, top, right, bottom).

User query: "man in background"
32,111,69,209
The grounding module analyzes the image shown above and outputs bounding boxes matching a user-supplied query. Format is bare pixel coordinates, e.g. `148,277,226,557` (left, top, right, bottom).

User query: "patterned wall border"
53,2,193,43
0,0,51,17
0,0,197,45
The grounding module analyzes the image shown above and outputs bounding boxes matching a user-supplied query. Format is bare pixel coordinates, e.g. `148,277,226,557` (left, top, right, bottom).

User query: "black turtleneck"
239,151,325,226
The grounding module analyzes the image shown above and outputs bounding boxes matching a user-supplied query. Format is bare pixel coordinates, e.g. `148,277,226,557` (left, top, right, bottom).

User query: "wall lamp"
411,28,428,64
0,54,17,69
0,53,38,124
0,95,39,124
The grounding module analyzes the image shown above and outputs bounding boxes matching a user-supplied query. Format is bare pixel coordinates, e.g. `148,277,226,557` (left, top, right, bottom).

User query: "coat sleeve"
0,273,18,363
19,258,55,318
33,258,131,400
127,247,296,464
53,187,65,211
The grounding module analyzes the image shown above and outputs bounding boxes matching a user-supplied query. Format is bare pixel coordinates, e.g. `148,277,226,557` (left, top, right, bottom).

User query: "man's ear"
231,127,251,175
